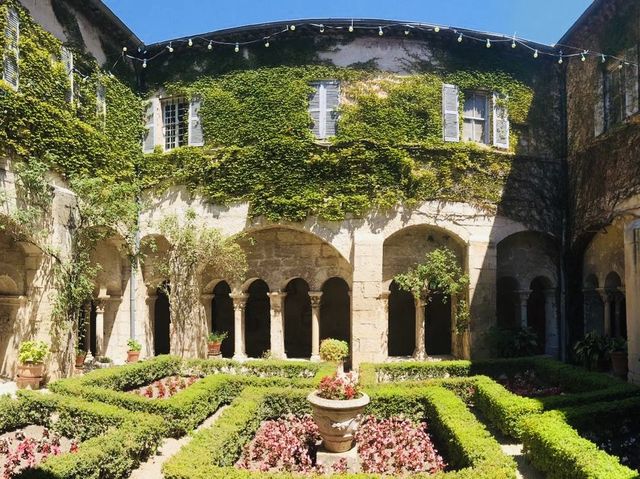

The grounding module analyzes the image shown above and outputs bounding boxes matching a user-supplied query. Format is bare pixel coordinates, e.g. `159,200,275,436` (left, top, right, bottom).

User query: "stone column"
544,288,560,358
379,291,390,357
200,294,214,332
624,222,640,384
413,297,426,360
582,288,592,333
516,290,531,328
231,293,248,360
268,292,287,359
309,292,322,361
614,291,625,338
598,288,612,336
467,240,497,358
94,298,107,357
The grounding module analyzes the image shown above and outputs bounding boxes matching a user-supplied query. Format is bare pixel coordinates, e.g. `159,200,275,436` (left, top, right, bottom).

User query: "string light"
122,46,127,53
208,41,213,50
319,24,325,33
511,34,517,49
602,54,607,63
558,51,563,64
289,24,296,31
349,20,354,32
404,28,410,35
234,42,240,53
142,58,147,68
458,33,463,43
188,38,193,47
167,42,173,53
378,26,384,36
619,62,624,70
434,26,440,33
486,38,491,48
265,39,270,48
581,51,586,62
533,49,539,59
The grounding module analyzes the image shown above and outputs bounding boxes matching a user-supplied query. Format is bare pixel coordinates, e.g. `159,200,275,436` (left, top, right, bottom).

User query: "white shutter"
309,82,323,138
492,92,510,149
96,81,106,128
61,47,74,103
3,6,19,90
324,81,340,137
143,100,156,153
625,45,639,117
442,84,460,142
188,97,204,146
594,70,605,137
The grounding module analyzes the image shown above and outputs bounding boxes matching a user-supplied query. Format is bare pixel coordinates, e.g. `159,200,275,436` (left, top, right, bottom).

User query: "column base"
413,352,426,361
310,354,321,362
232,353,248,361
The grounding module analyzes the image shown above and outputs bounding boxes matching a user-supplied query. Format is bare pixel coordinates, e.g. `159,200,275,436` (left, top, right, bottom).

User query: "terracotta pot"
75,353,87,368
610,351,628,379
127,350,140,363
16,376,41,390
207,341,222,356
307,391,370,453
17,363,44,379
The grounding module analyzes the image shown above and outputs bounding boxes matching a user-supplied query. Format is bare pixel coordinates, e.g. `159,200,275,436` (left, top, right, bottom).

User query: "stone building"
0,0,635,381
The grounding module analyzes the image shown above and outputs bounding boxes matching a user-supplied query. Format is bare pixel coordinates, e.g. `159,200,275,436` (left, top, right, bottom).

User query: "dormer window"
309,80,340,140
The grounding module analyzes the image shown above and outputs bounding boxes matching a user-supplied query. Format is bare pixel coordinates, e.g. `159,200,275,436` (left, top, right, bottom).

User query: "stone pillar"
94,298,107,357
231,293,248,360
582,288,592,334
598,288,612,336
200,294,214,332
614,291,625,338
379,291,390,356
467,240,497,358
413,297,426,360
516,290,531,328
268,291,287,359
309,292,322,361
544,288,559,358
624,222,640,384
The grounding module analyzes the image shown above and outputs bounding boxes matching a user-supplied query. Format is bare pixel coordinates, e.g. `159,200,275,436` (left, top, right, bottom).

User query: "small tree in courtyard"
152,209,247,356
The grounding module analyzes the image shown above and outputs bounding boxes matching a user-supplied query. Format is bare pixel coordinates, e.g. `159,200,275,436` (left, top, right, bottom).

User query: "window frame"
309,80,340,140
161,97,189,151
462,90,490,145
604,64,626,130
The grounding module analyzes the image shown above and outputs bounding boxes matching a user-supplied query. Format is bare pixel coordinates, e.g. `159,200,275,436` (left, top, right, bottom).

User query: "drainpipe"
130,197,141,340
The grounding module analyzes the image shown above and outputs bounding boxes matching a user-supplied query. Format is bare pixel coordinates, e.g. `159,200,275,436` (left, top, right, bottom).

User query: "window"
462,92,489,144
162,97,188,150
309,81,340,140
605,66,625,128
3,6,19,90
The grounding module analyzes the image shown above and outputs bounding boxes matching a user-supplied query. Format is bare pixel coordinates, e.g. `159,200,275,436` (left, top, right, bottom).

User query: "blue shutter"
3,7,19,90
188,98,204,146
492,92,510,149
442,84,459,142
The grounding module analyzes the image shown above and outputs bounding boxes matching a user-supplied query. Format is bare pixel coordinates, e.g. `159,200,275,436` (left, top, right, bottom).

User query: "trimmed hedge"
163,384,516,478
0,391,167,479
520,411,638,479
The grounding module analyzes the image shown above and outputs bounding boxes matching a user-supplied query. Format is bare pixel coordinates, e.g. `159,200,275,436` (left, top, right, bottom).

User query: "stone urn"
307,391,370,453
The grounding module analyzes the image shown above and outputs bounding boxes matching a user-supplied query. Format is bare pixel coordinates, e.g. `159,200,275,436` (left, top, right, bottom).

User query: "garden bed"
129,376,199,399
496,370,563,398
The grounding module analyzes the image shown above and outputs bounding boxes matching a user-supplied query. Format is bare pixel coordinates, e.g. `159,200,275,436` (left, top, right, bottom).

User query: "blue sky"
103,0,592,46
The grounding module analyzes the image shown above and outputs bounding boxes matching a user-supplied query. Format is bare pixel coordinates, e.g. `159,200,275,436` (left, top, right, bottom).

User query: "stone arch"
383,225,466,359
238,227,352,292
497,231,559,290
497,276,520,328
211,281,234,358
583,274,604,336
320,277,351,363
153,282,171,356
245,279,271,358
604,271,626,339
583,223,625,290
284,278,312,359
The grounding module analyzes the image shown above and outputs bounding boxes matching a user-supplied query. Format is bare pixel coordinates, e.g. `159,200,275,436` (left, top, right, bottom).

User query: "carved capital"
309,291,323,308
267,292,286,313
230,293,248,311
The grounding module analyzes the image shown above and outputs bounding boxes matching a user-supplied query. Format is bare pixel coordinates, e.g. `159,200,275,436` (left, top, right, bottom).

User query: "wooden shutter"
3,6,19,90
143,100,156,153
96,81,106,128
442,84,460,142
625,45,639,117
309,83,322,138
324,81,340,137
188,97,204,146
61,47,74,103
594,70,605,137
492,92,510,148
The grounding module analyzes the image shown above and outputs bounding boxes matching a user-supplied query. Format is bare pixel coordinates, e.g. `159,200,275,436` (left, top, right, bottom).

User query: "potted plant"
307,340,369,453
573,332,611,371
127,338,142,363
207,331,228,356
17,340,49,389
95,356,113,369
610,337,628,379
75,346,87,368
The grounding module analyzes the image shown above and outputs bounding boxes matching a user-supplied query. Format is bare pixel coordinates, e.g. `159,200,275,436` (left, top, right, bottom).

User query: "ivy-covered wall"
140,30,565,233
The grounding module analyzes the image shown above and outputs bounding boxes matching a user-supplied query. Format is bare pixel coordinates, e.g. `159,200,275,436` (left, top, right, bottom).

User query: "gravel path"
129,406,227,479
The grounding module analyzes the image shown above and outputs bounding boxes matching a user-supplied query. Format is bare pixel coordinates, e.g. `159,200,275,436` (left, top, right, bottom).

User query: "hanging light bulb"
167,42,174,53
434,26,440,33
122,46,128,53
457,33,463,43
558,51,564,64
188,38,193,47
581,51,586,62
533,49,539,59
319,24,325,33
289,24,296,31
264,39,270,48
379,26,384,36
234,42,240,53
404,28,410,36
511,37,517,49
486,38,491,48
142,58,147,69
349,20,354,32
602,54,607,63
208,41,213,50
619,62,625,70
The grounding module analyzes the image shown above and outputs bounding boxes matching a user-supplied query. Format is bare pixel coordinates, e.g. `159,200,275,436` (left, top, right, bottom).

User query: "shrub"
127,339,142,352
18,341,49,364
319,339,349,363
486,326,539,358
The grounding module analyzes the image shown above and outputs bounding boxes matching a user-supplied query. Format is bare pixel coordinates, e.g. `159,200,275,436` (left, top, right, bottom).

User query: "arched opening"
245,279,271,358
320,277,351,361
605,272,626,339
154,284,171,355
425,292,452,355
528,277,551,353
583,274,604,335
497,277,520,329
387,281,415,357
284,278,312,358
211,281,234,358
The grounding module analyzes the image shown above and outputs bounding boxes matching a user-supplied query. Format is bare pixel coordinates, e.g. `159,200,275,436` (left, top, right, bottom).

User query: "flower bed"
496,370,563,398
237,414,446,475
582,418,640,471
130,376,199,399
0,426,78,478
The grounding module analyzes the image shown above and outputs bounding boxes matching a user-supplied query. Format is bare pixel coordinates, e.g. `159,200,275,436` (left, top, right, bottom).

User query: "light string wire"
108,21,637,72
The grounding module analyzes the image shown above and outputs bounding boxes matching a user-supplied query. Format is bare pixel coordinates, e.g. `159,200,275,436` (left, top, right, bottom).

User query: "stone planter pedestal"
307,391,370,453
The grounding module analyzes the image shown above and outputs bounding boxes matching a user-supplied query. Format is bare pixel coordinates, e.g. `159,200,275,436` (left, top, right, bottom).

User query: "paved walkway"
0,380,19,397
129,406,227,479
